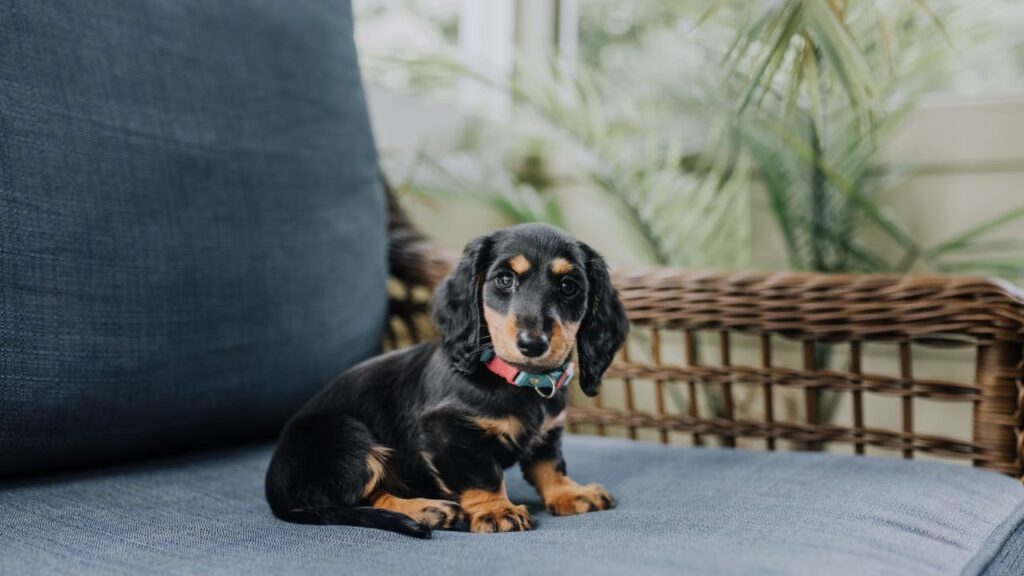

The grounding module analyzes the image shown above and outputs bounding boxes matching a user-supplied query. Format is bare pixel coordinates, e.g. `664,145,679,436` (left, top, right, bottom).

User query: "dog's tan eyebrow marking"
550,258,573,275
509,254,531,275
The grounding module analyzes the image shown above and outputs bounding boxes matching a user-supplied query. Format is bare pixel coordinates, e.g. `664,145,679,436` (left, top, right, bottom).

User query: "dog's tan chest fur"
470,409,566,453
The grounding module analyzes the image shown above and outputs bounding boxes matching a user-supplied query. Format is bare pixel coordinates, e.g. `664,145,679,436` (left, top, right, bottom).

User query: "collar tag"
480,348,573,398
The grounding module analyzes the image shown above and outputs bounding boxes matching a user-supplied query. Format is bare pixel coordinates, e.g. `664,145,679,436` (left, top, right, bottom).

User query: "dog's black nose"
516,332,549,358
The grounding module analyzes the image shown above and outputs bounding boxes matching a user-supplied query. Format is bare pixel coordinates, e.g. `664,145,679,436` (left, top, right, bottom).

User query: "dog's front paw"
374,495,467,531
460,488,533,533
413,499,467,530
466,502,533,533
545,483,614,516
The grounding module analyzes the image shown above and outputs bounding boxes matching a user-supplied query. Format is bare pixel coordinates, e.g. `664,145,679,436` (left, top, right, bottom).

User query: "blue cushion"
2,436,1022,575
0,0,386,476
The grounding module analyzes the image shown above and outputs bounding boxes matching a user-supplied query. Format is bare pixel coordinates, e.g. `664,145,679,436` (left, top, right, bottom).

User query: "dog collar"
479,348,574,399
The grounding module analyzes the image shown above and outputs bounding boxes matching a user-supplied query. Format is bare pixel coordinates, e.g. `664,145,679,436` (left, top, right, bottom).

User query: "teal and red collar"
480,348,574,399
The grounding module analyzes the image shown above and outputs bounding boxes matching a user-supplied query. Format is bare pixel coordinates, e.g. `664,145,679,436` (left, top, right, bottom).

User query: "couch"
3,1,1024,575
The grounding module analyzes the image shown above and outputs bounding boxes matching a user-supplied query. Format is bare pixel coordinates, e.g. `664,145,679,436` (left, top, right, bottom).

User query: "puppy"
265,223,628,538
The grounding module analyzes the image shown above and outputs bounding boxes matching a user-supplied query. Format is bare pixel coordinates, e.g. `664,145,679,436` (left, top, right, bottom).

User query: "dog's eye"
560,278,579,297
495,271,515,291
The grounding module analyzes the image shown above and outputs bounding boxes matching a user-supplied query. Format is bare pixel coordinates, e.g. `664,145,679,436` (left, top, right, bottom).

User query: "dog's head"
432,224,627,397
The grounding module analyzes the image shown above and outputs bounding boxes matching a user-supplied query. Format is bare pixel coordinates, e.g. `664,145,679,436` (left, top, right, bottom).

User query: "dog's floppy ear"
576,241,628,397
432,234,494,374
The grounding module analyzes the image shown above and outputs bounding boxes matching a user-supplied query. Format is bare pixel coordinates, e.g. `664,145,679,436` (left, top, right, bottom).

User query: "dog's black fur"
265,224,628,538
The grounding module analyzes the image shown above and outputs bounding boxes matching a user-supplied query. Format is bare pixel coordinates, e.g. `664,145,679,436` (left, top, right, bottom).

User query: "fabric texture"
0,0,387,476
1,435,1022,576
973,502,1024,576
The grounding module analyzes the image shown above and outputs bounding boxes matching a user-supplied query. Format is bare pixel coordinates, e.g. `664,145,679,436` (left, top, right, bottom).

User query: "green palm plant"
708,0,1024,279
391,1,1024,277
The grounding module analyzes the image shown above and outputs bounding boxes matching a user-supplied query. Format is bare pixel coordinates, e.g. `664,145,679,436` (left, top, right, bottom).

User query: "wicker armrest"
385,187,1024,480
611,267,1024,343
601,268,1024,479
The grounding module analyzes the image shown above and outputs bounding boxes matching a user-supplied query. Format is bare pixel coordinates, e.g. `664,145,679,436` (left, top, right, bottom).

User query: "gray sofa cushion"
0,0,386,476
2,436,1022,576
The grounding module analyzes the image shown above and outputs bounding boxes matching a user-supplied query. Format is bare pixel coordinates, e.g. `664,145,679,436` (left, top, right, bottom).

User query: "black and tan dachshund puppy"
265,224,628,538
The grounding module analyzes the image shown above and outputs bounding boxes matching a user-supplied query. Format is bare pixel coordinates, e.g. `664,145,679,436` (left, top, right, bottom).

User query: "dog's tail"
273,506,432,539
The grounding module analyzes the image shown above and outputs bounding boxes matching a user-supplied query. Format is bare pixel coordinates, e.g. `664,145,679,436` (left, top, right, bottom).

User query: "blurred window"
574,0,1024,100
934,2,1024,98
354,1,1024,102
354,0,461,94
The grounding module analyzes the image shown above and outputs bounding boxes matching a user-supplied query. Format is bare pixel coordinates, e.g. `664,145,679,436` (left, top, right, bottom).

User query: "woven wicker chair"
385,191,1024,482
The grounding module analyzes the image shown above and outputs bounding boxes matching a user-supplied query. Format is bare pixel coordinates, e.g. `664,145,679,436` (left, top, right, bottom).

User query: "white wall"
885,95,1024,253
